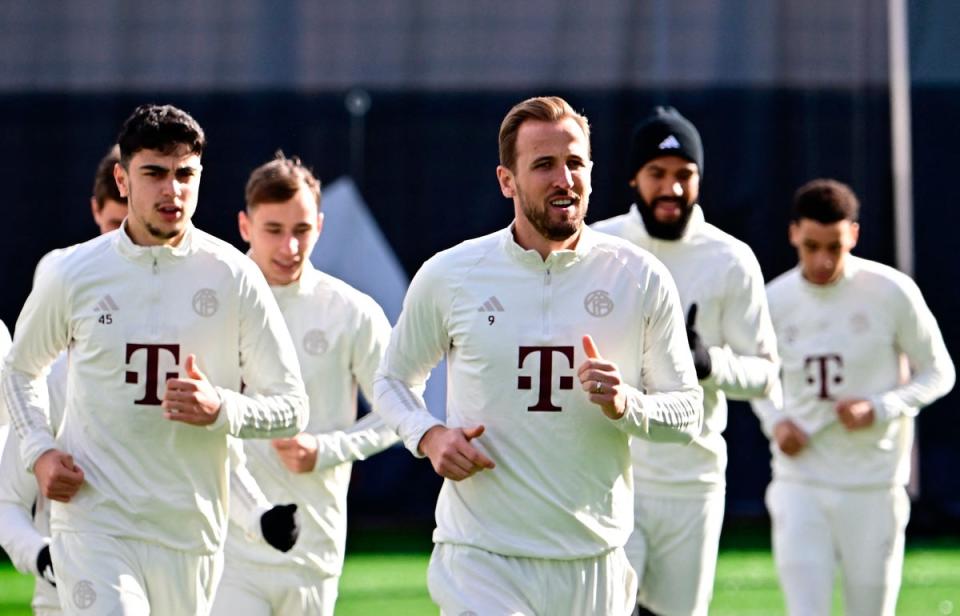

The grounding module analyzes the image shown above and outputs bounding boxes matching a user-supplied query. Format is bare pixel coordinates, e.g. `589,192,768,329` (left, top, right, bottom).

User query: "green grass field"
2,534,957,615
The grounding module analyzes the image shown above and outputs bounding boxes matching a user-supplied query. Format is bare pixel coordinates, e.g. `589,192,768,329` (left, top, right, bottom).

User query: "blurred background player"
594,107,779,616
211,153,398,616
1,104,308,615
0,144,125,616
89,144,128,235
753,179,955,616
33,145,128,282
373,96,703,615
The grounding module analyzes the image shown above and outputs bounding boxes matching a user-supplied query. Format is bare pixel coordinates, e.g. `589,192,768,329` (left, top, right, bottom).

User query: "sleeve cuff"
870,392,913,422
205,387,231,433
21,431,58,473
405,417,445,458
701,346,724,386
244,504,271,542
759,410,786,438
608,387,649,435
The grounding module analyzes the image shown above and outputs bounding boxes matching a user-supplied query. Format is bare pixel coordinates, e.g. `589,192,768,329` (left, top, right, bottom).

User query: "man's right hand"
773,420,808,457
33,449,84,502
418,425,495,481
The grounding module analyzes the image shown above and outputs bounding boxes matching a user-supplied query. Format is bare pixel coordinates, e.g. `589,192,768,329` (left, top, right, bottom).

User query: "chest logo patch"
73,580,97,609
518,345,575,411
93,294,120,313
850,312,870,333
584,290,614,317
783,325,798,345
303,329,329,355
192,288,219,317
477,296,505,312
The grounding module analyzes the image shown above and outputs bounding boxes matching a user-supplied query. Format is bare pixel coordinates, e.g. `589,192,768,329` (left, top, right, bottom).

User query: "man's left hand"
578,335,627,420
836,398,875,430
162,354,222,425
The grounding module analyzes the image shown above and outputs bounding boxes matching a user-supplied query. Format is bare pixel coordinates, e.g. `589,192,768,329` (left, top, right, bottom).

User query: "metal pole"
888,0,921,498
888,0,913,276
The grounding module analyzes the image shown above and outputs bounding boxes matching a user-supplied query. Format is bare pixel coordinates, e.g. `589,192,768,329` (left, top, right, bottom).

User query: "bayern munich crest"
850,312,870,333
303,329,330,355
584,290,614,317
783,325,798,345
192,288,219,317
74,580,97,609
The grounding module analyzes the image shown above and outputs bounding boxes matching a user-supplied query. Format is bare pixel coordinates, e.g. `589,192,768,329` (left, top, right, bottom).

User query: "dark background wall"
0,1,957,530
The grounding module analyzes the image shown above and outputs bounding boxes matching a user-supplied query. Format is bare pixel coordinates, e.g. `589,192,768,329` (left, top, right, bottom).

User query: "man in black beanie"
594,107,780,616
625,106,704,240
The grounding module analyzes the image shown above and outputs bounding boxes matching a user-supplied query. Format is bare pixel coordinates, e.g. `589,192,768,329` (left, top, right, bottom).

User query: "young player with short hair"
211,153,398,616
754,178,955,616
1,104,308,615
374,96,703,615
594,106,779,616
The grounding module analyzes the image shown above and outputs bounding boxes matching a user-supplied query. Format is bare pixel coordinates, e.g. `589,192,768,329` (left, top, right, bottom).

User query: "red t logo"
804,354,843,400
125,343,180,405
517,346,575,411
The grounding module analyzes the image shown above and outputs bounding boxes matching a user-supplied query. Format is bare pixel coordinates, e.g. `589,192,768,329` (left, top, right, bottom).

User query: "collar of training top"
628,202,705,243
114,221,198,264
502,222,598,271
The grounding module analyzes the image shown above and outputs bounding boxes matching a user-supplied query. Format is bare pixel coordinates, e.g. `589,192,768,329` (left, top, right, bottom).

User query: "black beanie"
629,106,703,177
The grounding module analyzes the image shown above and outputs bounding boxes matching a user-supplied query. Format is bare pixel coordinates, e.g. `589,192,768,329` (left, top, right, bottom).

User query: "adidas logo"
658,135,681,150
477,296,505,312
94,294,119,312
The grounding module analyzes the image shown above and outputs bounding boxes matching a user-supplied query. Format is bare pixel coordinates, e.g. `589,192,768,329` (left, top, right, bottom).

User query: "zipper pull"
152,256,158,274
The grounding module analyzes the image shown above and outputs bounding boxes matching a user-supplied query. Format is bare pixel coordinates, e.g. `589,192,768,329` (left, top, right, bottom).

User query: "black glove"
686,303,712,380
37,544,56,588
260,503,300,553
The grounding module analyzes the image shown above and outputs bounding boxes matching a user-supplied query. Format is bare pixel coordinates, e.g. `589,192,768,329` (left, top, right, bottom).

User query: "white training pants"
624,491,725,616
766,480,909,616
427,543,637,616
51,531,222,616
210,559,338,616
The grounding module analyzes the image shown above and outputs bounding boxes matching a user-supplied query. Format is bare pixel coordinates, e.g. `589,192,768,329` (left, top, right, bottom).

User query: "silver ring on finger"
594,381,603,394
